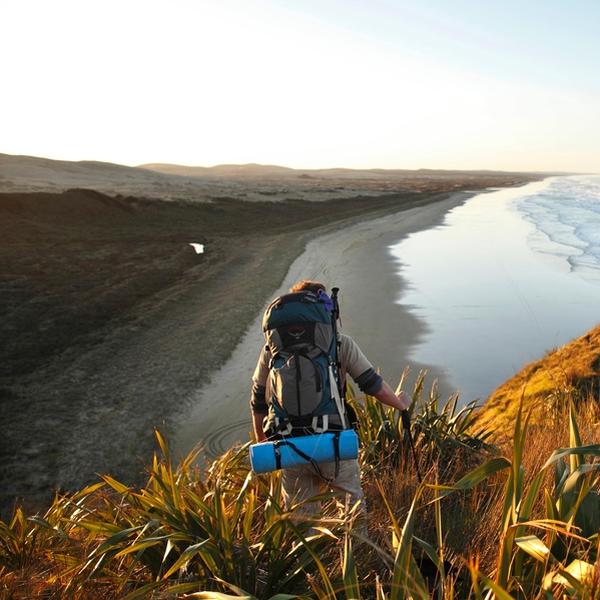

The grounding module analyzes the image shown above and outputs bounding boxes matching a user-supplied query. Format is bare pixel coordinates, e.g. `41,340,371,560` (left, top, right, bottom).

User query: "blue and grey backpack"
262,289,348,437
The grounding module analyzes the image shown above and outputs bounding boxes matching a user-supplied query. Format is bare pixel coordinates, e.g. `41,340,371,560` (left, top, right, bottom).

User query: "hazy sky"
2,0,599,171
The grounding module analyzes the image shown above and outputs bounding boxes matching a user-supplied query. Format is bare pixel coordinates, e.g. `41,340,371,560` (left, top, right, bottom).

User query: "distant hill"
0,153,216,201
1,152,544,202
140,161,538,180
477,324,600,437
139,163,296,178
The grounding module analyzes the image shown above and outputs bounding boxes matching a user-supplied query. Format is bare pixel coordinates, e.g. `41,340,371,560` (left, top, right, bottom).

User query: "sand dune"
0,153,229,201
1,152,542,203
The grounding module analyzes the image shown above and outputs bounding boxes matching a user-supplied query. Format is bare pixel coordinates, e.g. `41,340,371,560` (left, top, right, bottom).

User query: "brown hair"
290,279,326,294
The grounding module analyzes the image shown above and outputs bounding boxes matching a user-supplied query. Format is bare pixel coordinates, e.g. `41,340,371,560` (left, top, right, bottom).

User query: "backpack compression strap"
328,365,348,429
273,431,341,483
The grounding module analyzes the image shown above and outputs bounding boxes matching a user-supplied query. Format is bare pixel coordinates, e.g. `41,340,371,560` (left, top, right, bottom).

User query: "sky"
1,0,599,172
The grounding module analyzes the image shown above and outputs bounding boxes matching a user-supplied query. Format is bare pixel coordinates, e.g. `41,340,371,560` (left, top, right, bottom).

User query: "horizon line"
1,152,589,176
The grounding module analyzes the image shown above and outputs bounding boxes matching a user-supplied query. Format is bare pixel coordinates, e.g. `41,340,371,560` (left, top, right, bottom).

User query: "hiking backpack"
262,290,347,436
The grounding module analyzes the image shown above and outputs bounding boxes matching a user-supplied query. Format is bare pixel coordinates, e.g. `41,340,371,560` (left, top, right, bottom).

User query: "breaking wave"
514,176,600,282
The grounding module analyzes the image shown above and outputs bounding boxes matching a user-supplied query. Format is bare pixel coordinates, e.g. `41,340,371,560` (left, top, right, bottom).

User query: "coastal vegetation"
2,359,599,598
477,324,600,435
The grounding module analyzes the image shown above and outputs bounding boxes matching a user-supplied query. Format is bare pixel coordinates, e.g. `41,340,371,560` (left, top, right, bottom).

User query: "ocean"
389,176,600,403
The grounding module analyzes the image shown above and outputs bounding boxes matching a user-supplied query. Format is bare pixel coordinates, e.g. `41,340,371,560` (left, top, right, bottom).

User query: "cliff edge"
477,324,600,437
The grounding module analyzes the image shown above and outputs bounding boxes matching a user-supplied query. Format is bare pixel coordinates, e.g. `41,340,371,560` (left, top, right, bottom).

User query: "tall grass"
1,373,599,599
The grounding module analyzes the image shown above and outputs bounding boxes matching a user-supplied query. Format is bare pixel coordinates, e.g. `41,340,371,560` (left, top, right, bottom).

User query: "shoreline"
174,191,474,459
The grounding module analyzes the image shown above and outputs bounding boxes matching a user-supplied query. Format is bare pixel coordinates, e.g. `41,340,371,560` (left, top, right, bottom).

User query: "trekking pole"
330,287,343,395
329,287,348,429
401,409,422,484
331,287,340,326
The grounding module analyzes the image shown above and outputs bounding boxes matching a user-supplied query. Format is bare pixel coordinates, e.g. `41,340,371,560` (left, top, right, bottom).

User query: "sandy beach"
175,192,472,459
0,165,539,515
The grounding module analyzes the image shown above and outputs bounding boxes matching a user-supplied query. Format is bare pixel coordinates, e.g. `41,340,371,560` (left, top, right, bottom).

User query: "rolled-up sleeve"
339,334,383,396
250,345,270,414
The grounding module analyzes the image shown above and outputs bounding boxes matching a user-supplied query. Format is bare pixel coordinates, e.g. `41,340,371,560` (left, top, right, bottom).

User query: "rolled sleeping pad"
249,429,359,474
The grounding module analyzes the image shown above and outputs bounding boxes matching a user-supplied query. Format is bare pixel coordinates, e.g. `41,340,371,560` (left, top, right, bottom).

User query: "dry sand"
175,192,472,459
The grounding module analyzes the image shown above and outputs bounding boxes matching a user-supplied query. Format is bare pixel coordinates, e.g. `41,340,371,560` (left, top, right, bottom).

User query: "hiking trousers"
281,458,364,518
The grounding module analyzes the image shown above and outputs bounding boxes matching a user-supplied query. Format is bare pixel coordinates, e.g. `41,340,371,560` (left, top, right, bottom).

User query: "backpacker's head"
290,280,326,294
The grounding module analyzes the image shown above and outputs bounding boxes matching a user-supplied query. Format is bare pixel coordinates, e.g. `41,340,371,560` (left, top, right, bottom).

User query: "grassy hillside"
477,324,600,437
1,367,599,599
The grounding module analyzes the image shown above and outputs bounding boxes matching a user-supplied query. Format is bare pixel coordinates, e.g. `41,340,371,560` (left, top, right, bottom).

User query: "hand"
374,381,411,412
397,390,411,411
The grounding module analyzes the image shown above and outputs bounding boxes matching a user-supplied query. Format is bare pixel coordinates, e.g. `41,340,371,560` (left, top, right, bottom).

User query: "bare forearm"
252,412,267,442
374,381,411,411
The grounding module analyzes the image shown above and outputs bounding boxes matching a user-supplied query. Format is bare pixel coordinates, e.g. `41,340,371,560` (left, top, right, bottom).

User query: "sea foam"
516,176,600,281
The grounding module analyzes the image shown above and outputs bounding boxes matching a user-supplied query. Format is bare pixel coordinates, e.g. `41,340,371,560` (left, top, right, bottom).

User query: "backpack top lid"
262,290,335,355
262,290,332,332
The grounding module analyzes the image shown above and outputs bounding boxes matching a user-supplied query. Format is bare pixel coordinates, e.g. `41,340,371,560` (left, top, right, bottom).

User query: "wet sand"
175,192,473,459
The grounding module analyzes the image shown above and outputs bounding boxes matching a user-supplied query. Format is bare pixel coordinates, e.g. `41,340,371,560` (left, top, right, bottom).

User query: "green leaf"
161,540,209,580
429,457,511,501
165,582,203,594
552,563,589,595
478,572,515,600
310,526,338,540
26,516,69,541
88,525,146,562
113,538,163,558
162,537,176,567
342,532,361,600
185,593,253,600
122,582,163,600
544,488,558,521
555,559,595,588
284,520,337,599
514,535,551,563
154,429,171,462
414,535,444,577
568,401,583,473
100,474,131,495
519,470,545,522
514,469,546,578
542,445,600,470
390,485,424,600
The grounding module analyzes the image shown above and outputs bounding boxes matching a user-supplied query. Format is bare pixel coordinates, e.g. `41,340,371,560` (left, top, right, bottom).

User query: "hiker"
250,279,410,516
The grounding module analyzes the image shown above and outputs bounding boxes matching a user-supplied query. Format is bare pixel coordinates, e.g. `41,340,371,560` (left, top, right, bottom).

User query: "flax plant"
2,377,600,599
